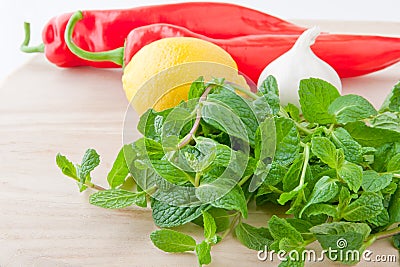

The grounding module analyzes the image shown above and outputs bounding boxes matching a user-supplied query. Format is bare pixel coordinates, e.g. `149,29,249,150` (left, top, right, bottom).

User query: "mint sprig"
56,78,400,266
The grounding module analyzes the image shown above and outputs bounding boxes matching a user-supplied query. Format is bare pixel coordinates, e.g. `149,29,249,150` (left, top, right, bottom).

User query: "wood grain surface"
0,21,399,267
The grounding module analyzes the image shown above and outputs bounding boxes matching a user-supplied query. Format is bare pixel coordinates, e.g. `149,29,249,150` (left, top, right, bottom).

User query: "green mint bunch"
56,76,400,267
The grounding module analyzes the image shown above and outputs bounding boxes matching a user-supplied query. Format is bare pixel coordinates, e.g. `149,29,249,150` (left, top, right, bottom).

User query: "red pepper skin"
42,2,306,68
123,24,400,82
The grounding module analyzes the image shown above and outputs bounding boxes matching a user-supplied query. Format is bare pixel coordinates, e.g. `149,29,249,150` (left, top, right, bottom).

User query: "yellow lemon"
122,37,249,114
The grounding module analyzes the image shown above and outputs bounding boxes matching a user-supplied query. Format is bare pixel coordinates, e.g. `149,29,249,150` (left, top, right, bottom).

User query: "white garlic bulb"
257,26,342,108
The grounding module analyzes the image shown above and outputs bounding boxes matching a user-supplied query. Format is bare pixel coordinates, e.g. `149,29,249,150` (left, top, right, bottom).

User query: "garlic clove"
257,26,342,108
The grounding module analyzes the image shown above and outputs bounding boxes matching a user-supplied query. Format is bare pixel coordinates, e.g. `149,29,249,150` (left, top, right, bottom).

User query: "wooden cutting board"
0,21,399,267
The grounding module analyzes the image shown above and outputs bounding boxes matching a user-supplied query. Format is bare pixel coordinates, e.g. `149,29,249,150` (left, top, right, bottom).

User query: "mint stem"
86,181,106,191
362,225,400,251
372,225,400,241
302,237,316,247
295,121,314,135
238,175,252,187
177,86,212,149
220,192,254,241
146,185,158,195
299,143,310,186
194,172,201,187
229,83,259,100
379,172,400,178
220,212,241,240
270,186,284,194
279,106,314,135
69,176,106,191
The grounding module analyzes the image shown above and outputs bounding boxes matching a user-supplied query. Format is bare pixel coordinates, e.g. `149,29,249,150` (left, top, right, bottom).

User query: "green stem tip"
64,11,124,66
20,22,45,53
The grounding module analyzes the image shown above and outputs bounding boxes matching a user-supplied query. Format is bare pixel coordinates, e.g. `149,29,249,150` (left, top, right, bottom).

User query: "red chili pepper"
20,2,306,68
64,12,400,83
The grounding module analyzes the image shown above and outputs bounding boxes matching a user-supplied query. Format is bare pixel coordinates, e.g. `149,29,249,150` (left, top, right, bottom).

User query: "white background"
1,0,399,81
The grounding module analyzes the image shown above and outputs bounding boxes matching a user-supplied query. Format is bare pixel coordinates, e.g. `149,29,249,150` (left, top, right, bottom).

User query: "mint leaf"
278,183,307,205
278,237,304,251
372,143,399,172
344,121,400,147
361,170,392,192
77,149,100,191
251,117,278,191
328,94,377,124
56,150,100,192
389,186,400,223
382,181,398,195
371,112,400,132
151,199,208,227
192,208,230,233
300,176,339,216
305,204,337,218
274,117,300,166
89,189,146,209
256,162,288,194
107,145,130,188
298,78,340,124
202,211,216,241
282,155,303,192
257,75,280,115
200,141,249,176
150,159,192,185
257,94,280,117
201,101,251,145
133,189,147,208
380,81,400,112
175,143,216,173
342,192,384,221
286,218,313,234
284,103,301,122
310,221,371,239
150,229,196,253
310,222,370,264
234,222,272,251
330,128,363,163
188,76,206,100
197,184,248,218
337,187,352,213
337,162,363,192
251,96,273,121
80,149,100,178
138,109,166,142
388,154,400,172
311,137,339,169
206,88,258,145
268,215,304,244
389,82,400,111
393,233,400,250
195,240,212,266
368,209,390,227
56,153,77,179
258,75,279,96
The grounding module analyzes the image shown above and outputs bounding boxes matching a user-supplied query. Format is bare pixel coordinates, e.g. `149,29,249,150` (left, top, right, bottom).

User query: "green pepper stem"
20,22,45,53
64,11,124,66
